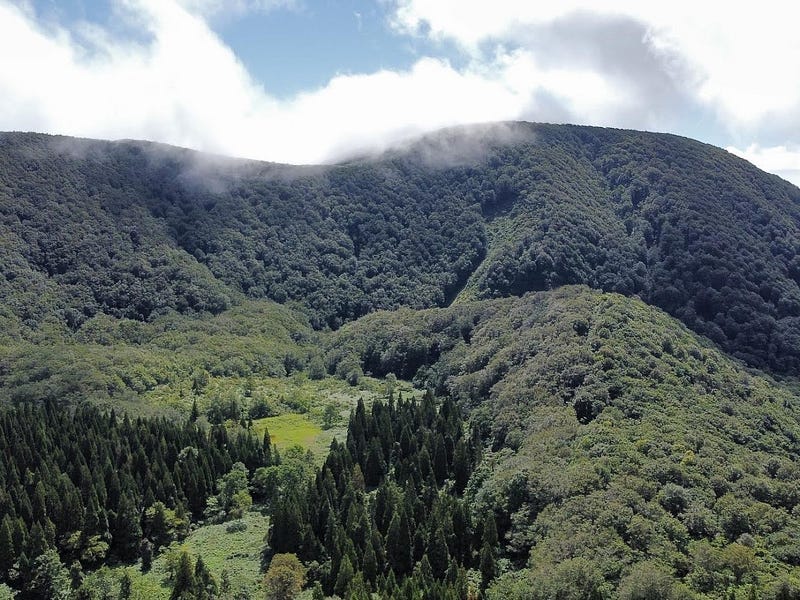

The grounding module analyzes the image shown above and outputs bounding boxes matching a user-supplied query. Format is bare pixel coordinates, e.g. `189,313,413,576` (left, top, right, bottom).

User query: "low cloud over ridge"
0,0,798,185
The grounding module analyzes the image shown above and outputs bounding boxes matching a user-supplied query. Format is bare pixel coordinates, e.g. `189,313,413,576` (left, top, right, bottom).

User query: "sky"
1,1,799,186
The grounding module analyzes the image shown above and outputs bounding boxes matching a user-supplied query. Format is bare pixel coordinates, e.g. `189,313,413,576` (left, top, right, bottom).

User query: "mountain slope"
1,123,800,377
327,286,800,596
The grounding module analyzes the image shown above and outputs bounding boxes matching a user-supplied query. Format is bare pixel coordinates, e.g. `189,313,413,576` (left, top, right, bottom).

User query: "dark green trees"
0,402,270,597
265,394,484,597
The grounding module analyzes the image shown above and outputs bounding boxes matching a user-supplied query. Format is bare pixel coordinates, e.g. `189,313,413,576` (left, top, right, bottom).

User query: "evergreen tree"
190,399,200,423
347,572,371,600
364,437,386,488
0,516,16,579
140,539,153,572
452,438,470,495
427,525,451,577
479,543,496,590
113,494,142,560
269,495,305,554
386,510,412,577
119,570,133,600
362,536,378,585
194,555,217,599
334,554,354,598
263,428,273,467
27,521,48,558
433,434,448,486
482,513,498,548
170,550,196,600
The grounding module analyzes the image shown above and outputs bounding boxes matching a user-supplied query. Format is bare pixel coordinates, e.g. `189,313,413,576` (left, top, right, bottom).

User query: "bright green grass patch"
250,376,420,462
101,510,270,599
254,413,321,449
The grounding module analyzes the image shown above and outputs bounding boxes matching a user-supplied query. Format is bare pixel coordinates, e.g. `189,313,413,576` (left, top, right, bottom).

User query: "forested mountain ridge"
2,123,800,377
0,124,797,369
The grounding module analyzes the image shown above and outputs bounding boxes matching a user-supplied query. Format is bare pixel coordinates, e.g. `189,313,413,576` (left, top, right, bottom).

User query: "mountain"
2,123,800,598
2,123,800,376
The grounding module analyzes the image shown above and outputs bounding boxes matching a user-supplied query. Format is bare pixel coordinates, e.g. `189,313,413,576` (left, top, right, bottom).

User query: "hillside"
2,123,800,376
326,286,800,597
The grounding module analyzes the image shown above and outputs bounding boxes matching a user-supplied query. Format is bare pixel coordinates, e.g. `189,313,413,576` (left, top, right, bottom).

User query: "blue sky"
1,0,799,184
31,0,430,96
26,0,473,100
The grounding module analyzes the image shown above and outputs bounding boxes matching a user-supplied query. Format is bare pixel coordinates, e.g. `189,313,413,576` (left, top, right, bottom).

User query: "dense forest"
2,123,800,599
0,402,275,599
326,287,800,598
266,393,485,599
2,124,800,374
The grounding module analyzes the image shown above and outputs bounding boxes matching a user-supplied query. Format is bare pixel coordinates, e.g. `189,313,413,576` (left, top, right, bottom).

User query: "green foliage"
321,404,339,430
28,549,70,600
4,124,800,377
137,511,271,598
266,394,483,598
527,558,609,600
0,298,310,407
204,463,253,523
5,124,800,600
617,563,686,600
331,286,800,597
170,550,196,600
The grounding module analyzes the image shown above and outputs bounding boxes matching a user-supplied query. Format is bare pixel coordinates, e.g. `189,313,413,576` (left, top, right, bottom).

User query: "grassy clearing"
248,375,420,462
97,510,270,599
254,413,321,449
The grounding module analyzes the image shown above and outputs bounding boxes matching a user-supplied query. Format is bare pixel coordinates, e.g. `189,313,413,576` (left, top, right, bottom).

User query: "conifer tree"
119,570,133,600
334,554,354,598
140,539,153,572
479,543,496,590
433,434,448,486
269,494,305,554
364,437,386,488
263,428,273,466
0,516,16,579
386,509,412,577
452,438,470,495
27,521,48,558
363,536,378,584
170,550,195,600
113,494,142,560
427,525,450,577
189,399,200,423
194,555,217,599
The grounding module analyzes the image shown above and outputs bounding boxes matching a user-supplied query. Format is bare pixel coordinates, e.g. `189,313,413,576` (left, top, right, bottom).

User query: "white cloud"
0,0,799,181
0,0,650,164
389,0,800,136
